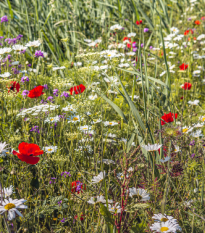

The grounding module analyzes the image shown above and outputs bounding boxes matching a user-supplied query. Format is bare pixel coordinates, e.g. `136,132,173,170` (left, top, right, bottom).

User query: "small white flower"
43,146,58,153
110,24,123,30
126,52,136,56
52,66,66,71
67,115,81,123
25,40,41,47
0,142,9,156
91,171,106,183
79,125,91,132
98,159,115,165
0,47,12,55
12,45,27,51
183,200,193,207
127,167,133,172
44,115,60,123
104,121,118,126
191,129,204,138
152,213,178,223
108,203,122,214
174,145,180,153
89,94,98,100
160,157,171,163
0,72,11,78
141,143,162,152
0,198,27,220
188,100,199,105
84,39,92,43
129,188,150,201
181,126,193,134
127,32,136,37
87,195,106,205
1,186,14,198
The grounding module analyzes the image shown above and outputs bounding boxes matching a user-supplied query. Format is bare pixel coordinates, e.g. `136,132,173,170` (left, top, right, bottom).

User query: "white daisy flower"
52,66,66,71
84,39,92,43
25,40,41,47
103,121,118,126
1,186,14,198
89,94,98,100
141,143,162,152
188,100,199,105
0,72,11,78
0,47,12,55
183,200,193,207
62,105,76,112
0,142,9,156
127,32,136,37
91,171,106,183
129,188,150,201
0,198,27,220
194,123,204,128
191,129,204,138
79,125,91,132
67,115,81,123
152,213,178,223
170,27,179,34
108,202,122,214
87,195,106,205
43,146,58,153
174,145,180,153
105,133,117,138
44,116,60,123
150,220,181,232
126,52,136,56
12,45,27,51
110,24,123,30
181,126,193,134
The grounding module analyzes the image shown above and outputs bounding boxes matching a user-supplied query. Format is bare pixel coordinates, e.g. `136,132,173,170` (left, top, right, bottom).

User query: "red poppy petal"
12,150,19,156
17,153,40,165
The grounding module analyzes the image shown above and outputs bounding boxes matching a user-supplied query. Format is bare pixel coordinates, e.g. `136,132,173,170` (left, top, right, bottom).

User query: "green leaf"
7,0,13,19
98,92,128,123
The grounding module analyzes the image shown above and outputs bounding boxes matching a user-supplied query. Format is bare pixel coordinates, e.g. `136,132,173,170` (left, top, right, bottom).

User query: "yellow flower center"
202,117,205,122
50,118,54,121
5,203,15,210
73,117,79,121
161,218,168,222
108,54,112,57
47,149,53,151
109,122,113,125
182,128,188,133
160,227,169,232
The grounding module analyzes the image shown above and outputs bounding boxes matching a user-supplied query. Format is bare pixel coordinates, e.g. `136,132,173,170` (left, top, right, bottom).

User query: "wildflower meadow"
0,0,205,232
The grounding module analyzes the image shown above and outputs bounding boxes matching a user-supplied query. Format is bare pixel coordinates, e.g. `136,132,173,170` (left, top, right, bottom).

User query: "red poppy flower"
69,84,86,95
184,30,189,36
181,82,192,90
180,96,184,100
136,20,143,25
195,20,201,25
74,214,84,221
27,86,44,98
71,180,86,194
161,112,178,126
179,63,188,70
123,37,131,42
127,43,131,48
8,81,20,93
13,142,44,165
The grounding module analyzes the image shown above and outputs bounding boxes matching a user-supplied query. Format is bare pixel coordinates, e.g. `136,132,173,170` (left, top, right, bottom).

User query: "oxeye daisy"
103,121,118,126
141,143,162,152
2,186,14,198
91,171,106,183
152,213,178,223
87,195,106,205
150,220,181,232
43,146,57,154
108,202,122,214
0,142,9,156
129,188,150,201
0,198,27,220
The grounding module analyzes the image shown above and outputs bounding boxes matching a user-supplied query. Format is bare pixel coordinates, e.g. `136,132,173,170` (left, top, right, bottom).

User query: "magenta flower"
1,16,8,23
34,50,44,58
144,28,149,33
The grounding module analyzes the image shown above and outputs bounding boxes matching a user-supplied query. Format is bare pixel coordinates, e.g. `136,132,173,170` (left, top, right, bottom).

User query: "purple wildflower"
22,90,29,97
189,140,195,146
21,76,29,83
30,126,40,134
53,89,59,97
61,218,66,223
144,28,149,33
150,46,153,50
34,50,44,58
141,43,144,48
47,96,53,102
16,34,23,40
60,91,69,98
1,16,8,23
43,84,48,89
191,153,195,158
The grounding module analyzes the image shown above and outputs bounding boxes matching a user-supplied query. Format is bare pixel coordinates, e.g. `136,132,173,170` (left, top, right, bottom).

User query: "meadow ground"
0,0,205,232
